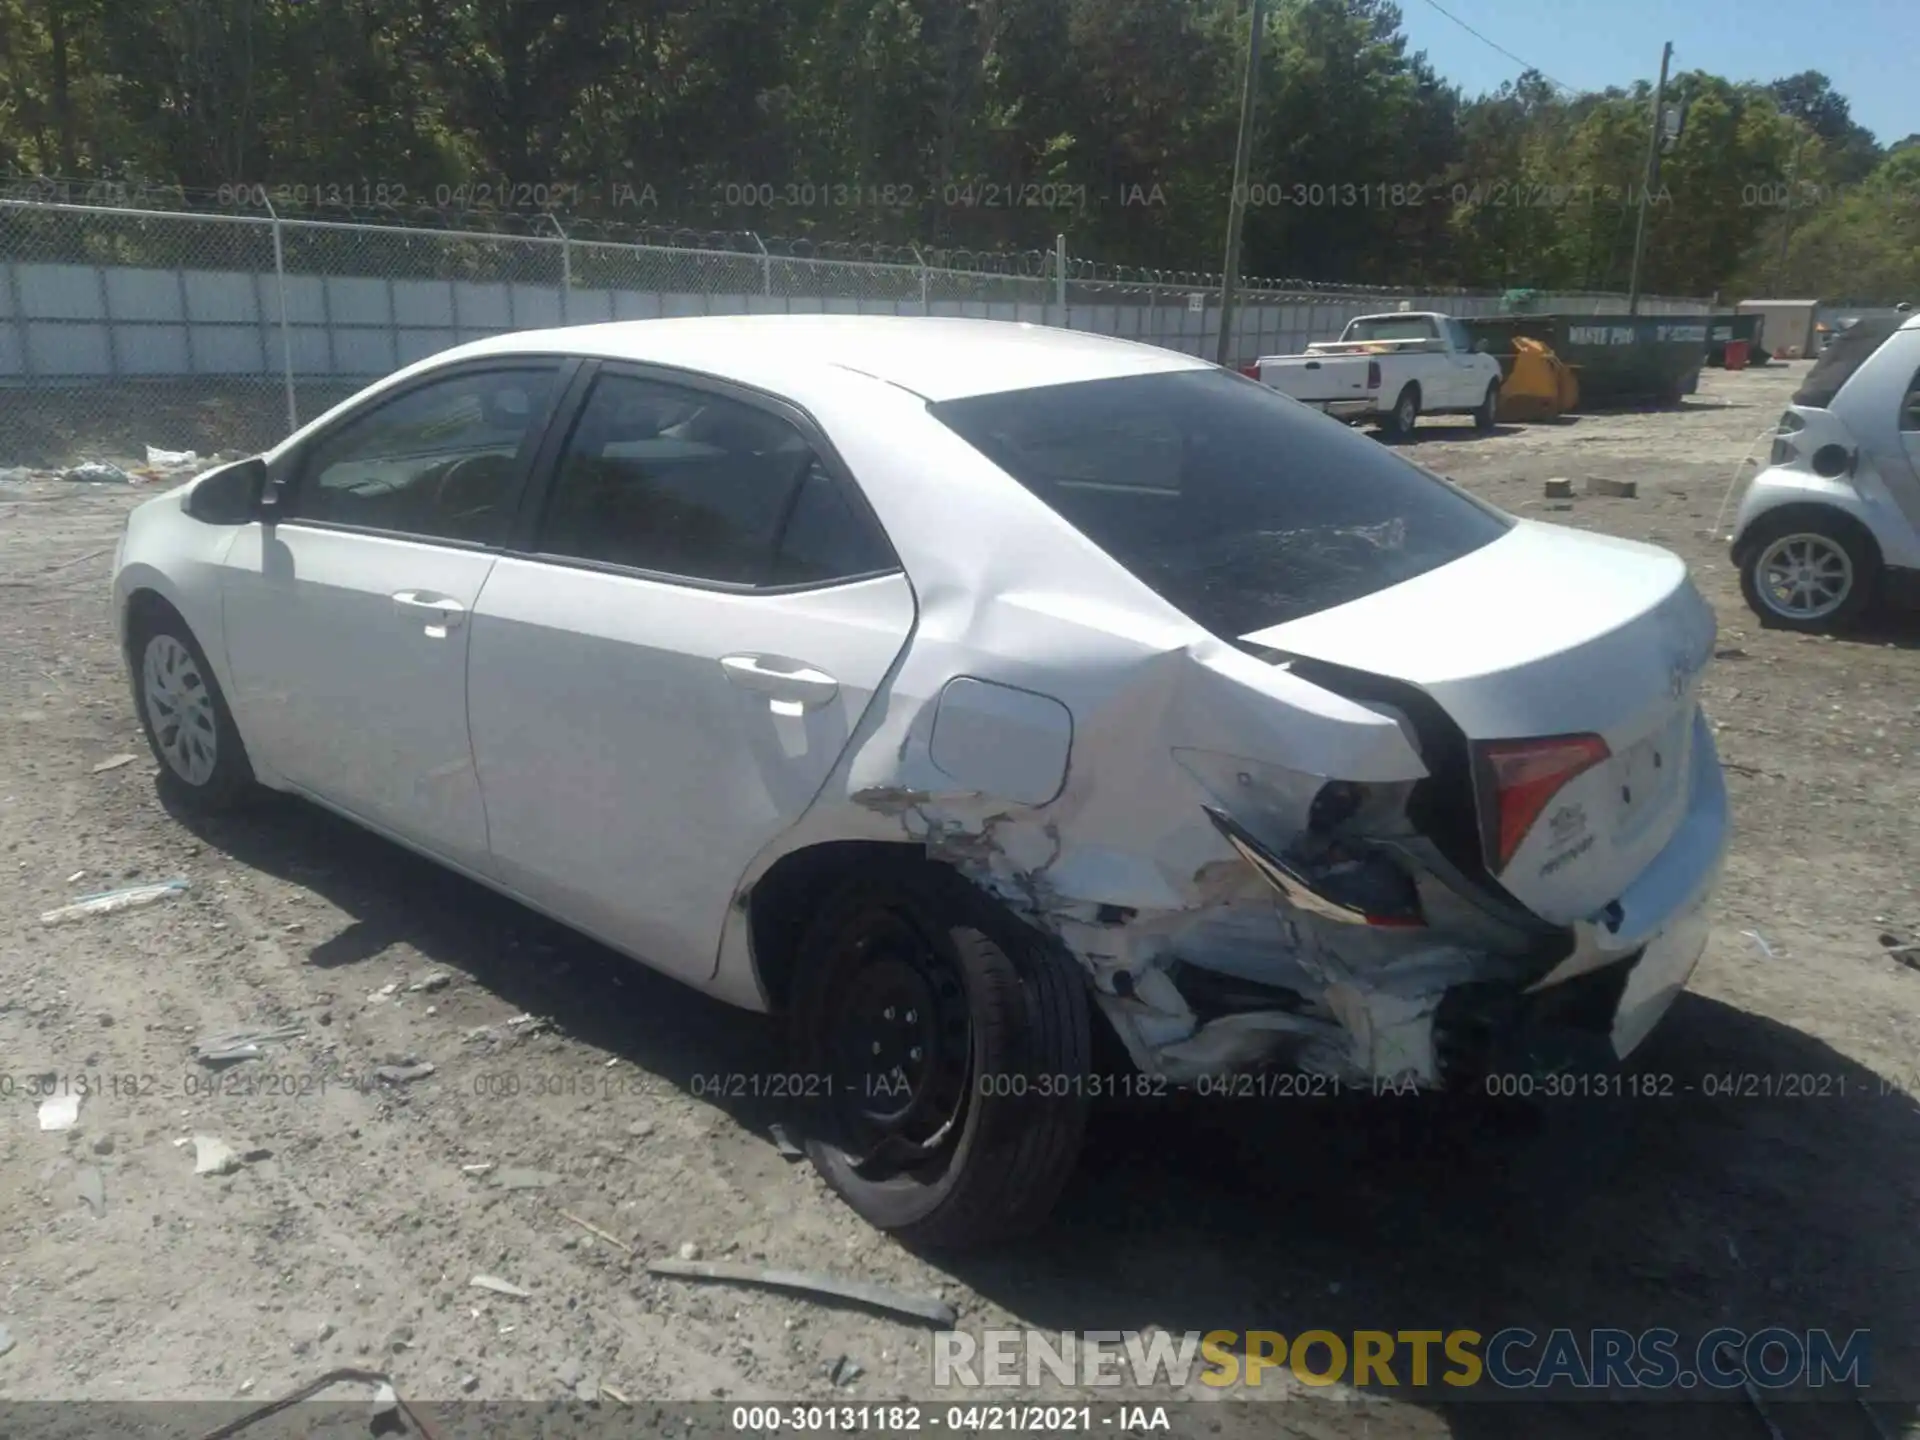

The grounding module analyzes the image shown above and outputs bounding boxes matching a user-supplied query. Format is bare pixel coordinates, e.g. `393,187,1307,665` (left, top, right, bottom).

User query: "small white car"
113,317,1728,1246
1732,311,1920,630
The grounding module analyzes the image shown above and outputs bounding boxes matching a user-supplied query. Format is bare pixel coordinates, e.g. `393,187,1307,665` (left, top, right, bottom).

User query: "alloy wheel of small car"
1753,531,1855,622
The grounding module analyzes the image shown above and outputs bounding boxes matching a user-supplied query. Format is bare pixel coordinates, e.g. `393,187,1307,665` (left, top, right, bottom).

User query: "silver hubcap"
1755,533,1853,621
142,634,218,785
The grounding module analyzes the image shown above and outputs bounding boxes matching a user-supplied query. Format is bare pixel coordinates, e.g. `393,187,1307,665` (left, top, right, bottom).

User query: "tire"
128,604,259,811
1378,384,1420,438
1737,510,1879,633
1474,380,1499,432
787,862,1091,1249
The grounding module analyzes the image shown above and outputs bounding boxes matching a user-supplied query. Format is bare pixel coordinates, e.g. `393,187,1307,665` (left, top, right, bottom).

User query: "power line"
1408,0,1575,95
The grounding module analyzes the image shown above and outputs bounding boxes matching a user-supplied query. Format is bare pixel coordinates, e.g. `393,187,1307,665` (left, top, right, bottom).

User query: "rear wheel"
129,607,258,810
1738,512,1878,632
1379,384,1420,438
1474,380,1499,432
788,863,1091,1249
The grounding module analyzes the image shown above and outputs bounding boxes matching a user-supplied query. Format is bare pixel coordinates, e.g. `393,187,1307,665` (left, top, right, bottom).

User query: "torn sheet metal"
710,378,1721,1089
715,575,1496,1086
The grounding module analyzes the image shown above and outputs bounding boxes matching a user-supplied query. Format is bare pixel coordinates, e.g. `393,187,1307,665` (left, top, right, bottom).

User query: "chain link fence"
0,197,1714,469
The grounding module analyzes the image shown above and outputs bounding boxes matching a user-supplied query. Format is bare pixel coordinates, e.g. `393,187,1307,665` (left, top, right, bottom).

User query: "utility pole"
1625,40,1672,316
1771,128,1811,295
1215,0,1267,367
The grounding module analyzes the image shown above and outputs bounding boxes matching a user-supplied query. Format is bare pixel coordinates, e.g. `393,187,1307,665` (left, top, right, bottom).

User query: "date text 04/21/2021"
728,1404,1170,1433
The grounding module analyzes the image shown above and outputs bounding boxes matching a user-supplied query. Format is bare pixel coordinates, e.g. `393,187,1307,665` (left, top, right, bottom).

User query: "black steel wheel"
787,863,1091,1249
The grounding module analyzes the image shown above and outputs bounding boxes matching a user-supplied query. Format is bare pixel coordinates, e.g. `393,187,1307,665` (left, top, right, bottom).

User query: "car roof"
438,315,1213,402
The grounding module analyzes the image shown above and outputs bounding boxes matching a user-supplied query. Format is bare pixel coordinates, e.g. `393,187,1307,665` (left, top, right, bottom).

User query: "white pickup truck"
1254,311,1505,437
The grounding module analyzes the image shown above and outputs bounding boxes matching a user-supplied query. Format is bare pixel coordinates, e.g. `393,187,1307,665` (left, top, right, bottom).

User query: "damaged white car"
112,316,1728,1247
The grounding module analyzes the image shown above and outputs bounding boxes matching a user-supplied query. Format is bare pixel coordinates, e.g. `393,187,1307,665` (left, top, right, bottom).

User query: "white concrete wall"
0,259,1713,381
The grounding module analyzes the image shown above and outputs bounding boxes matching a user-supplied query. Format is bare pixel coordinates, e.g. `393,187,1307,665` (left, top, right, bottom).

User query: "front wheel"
1738,513,1879,632
787,864,1091,1249
129,608,258,810
1474,381,1500,432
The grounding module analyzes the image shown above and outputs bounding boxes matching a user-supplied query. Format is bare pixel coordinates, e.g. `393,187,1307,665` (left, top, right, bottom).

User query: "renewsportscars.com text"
933,1326,1871,1394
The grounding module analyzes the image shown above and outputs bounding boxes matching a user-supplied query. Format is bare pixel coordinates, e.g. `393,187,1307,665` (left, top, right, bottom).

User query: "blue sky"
1394,0,1913,144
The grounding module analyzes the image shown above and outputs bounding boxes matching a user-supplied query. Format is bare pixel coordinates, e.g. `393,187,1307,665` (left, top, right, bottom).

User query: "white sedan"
113,316,1729,1246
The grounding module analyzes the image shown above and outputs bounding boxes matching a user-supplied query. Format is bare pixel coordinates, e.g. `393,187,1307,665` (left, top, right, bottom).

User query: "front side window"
297,366,558,544
932,368,1512,637
537,372,896,587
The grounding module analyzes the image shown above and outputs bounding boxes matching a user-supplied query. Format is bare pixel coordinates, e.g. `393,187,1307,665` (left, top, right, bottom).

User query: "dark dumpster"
1458,314,1712,407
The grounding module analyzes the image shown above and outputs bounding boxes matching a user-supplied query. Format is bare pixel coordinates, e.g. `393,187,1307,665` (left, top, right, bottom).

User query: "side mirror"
184,457,269,525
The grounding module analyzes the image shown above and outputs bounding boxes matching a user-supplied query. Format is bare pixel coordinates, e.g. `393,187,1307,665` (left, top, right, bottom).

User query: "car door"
467,365,917,986
1896,358,1920,532
220,359,568,874
1445,319,1485,408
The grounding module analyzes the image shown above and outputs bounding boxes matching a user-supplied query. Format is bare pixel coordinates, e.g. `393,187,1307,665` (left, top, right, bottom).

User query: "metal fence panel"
0,197,1719,467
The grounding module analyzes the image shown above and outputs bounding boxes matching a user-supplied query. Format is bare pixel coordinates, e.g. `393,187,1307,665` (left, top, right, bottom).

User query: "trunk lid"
1241,520,1717,925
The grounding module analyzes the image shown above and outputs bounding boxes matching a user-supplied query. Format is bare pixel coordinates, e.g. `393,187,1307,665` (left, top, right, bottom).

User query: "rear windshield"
1345,316,1438,343
930,369,1512,637
1796,317,1904,408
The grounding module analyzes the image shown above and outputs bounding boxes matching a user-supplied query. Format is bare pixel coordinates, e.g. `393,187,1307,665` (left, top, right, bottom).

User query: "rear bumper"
1317,399,1375,420
1434,712,1728,1082
1147,714,1727,1090
1731,462,1920,574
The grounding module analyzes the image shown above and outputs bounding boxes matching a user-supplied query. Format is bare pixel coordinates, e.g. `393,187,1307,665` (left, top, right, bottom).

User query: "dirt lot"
1,361,1917,1440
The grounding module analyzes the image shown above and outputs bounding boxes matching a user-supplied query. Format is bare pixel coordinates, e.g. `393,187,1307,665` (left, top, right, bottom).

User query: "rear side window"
931,368,1511,637
1795,318,1903,408
1901,366,1920,432
537,372,894,587
771,462,896,585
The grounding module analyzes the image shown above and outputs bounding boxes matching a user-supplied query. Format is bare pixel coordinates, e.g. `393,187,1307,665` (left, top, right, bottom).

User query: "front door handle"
392,590,467,637
719,654,839,713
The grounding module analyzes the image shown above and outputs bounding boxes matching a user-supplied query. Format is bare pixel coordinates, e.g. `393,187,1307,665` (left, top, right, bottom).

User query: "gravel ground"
1,361,1917,1440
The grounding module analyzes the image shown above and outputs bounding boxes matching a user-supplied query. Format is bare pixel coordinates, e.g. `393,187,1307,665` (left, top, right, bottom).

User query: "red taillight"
1240,362,1262,379
1366,360,1382,389
1476,734,1611,872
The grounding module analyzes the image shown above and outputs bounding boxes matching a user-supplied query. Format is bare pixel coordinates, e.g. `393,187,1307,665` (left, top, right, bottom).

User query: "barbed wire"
0,171,1701,302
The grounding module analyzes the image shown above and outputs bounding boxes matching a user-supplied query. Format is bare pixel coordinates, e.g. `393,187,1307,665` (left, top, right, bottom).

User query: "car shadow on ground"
1842,610,1920,651
1383,423,1525,445
1732,610,1920,653
952,993,1920,1437
167,791,1918,1440
165,789,780,1100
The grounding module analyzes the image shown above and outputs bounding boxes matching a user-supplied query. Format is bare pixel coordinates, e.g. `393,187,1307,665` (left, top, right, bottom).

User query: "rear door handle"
720,654,839,713
392,590,468,637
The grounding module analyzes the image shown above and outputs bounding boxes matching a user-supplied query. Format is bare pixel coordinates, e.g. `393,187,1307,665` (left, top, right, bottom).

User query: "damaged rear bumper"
1107,713,1728,1092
